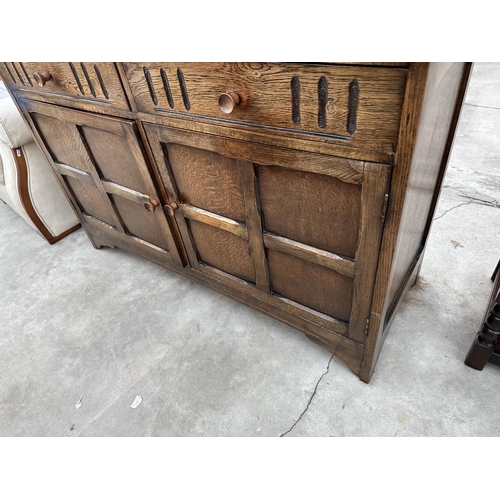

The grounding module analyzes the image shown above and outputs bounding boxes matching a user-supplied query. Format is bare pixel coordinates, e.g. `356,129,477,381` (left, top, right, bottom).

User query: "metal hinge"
381,193,389,222
364,318,370,337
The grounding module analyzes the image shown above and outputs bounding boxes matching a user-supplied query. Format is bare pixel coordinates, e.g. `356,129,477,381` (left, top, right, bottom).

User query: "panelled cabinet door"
144,123,391,343
22,100,183,267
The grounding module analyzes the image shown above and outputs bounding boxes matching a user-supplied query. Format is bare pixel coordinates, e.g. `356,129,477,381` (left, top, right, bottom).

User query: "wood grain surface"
2,62,471,382
257,164,362,258
124,63,407,154
3,62,129,109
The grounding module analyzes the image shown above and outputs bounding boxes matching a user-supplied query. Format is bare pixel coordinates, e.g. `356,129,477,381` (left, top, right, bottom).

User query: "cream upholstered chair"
0,80,79,243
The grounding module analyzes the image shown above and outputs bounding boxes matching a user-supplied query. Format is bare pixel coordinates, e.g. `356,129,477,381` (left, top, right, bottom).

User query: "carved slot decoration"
291,76,301,125
80,63,96,98
143,66,158,106
3,63,16,83
318,76,328,128
177,68,191,111
69,63,85,95
19,63,33,86
160,68,175,109
347,80,360,134
12,63,25,86
94,65,109,100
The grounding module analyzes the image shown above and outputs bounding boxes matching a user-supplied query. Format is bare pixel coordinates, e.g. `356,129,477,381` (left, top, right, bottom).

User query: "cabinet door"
23,100,183,267
144,124,391,343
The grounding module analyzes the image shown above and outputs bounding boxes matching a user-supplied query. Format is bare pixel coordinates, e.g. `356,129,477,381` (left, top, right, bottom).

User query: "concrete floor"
1,63,500,437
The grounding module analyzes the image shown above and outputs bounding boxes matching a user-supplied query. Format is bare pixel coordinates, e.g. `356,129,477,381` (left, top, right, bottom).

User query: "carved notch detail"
291,76,301,125
318,76,328,128
347,80,360,134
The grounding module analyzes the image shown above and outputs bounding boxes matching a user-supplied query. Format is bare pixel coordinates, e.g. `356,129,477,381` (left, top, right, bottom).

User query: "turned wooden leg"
465,299,500,370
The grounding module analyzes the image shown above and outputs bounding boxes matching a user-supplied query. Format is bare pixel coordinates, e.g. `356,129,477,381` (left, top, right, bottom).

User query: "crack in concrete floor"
433,187,499,222
279,356,333,437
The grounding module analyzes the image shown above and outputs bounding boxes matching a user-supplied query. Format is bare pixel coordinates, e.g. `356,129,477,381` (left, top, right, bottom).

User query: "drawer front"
144,123,391,344
124,62,408,155
2,62,130,109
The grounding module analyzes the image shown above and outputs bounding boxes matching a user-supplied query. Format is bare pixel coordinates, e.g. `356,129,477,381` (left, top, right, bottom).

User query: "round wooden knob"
164,202,179,217
218,92,241,114
33,71,53,87
144,198,160,213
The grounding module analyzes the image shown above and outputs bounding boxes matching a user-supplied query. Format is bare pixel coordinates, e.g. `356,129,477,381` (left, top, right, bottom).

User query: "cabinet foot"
90,235,116,250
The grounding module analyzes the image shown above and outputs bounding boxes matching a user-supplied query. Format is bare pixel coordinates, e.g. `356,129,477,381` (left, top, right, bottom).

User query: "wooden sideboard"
0,62,472,382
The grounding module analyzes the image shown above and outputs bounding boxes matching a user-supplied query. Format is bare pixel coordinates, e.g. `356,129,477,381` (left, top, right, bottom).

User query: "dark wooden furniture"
0,62,472,382
465,260,500,370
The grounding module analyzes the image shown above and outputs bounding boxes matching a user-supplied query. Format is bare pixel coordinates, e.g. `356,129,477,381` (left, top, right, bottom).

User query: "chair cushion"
0,83,34,149
0,80,8,99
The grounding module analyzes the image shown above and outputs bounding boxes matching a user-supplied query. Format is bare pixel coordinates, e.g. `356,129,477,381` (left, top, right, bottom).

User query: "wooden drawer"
124,62,408,155
2,62,130,110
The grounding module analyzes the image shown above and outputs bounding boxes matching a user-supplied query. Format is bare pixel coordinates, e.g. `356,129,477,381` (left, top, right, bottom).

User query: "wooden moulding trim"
82,213,116,231
180,201,355,279
138,110,395,165
55,162,96,187
237,160,271,293
262,233,355,278
13,147,80,244
180,203,249,239
82,214,170,255
101,180,150,205
276,296,349,334
198,263,349,337
81,218,175,269
23,98,128,136
347,162,392,344
144,122,366,185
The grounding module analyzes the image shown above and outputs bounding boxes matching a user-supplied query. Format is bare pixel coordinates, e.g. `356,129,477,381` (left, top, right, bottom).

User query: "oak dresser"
0,62,472,382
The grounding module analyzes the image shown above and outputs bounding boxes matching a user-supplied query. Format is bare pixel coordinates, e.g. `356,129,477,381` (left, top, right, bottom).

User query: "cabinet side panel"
385,63,470,318
360,62,472,382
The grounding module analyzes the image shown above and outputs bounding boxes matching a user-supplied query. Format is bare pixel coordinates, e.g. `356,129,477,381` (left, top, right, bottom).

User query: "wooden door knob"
144,197,160,212
164,202,179,217
218,92,241,114
33,71,53,87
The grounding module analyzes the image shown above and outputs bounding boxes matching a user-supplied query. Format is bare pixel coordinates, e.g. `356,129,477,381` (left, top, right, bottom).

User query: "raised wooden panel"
79,126,149,193
188,220,256,283
65,176,115,226
257,165,362,259
30,113,92,173
165,143,246,222
110,195,171,250
124,62,407,155
267,249,353,323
